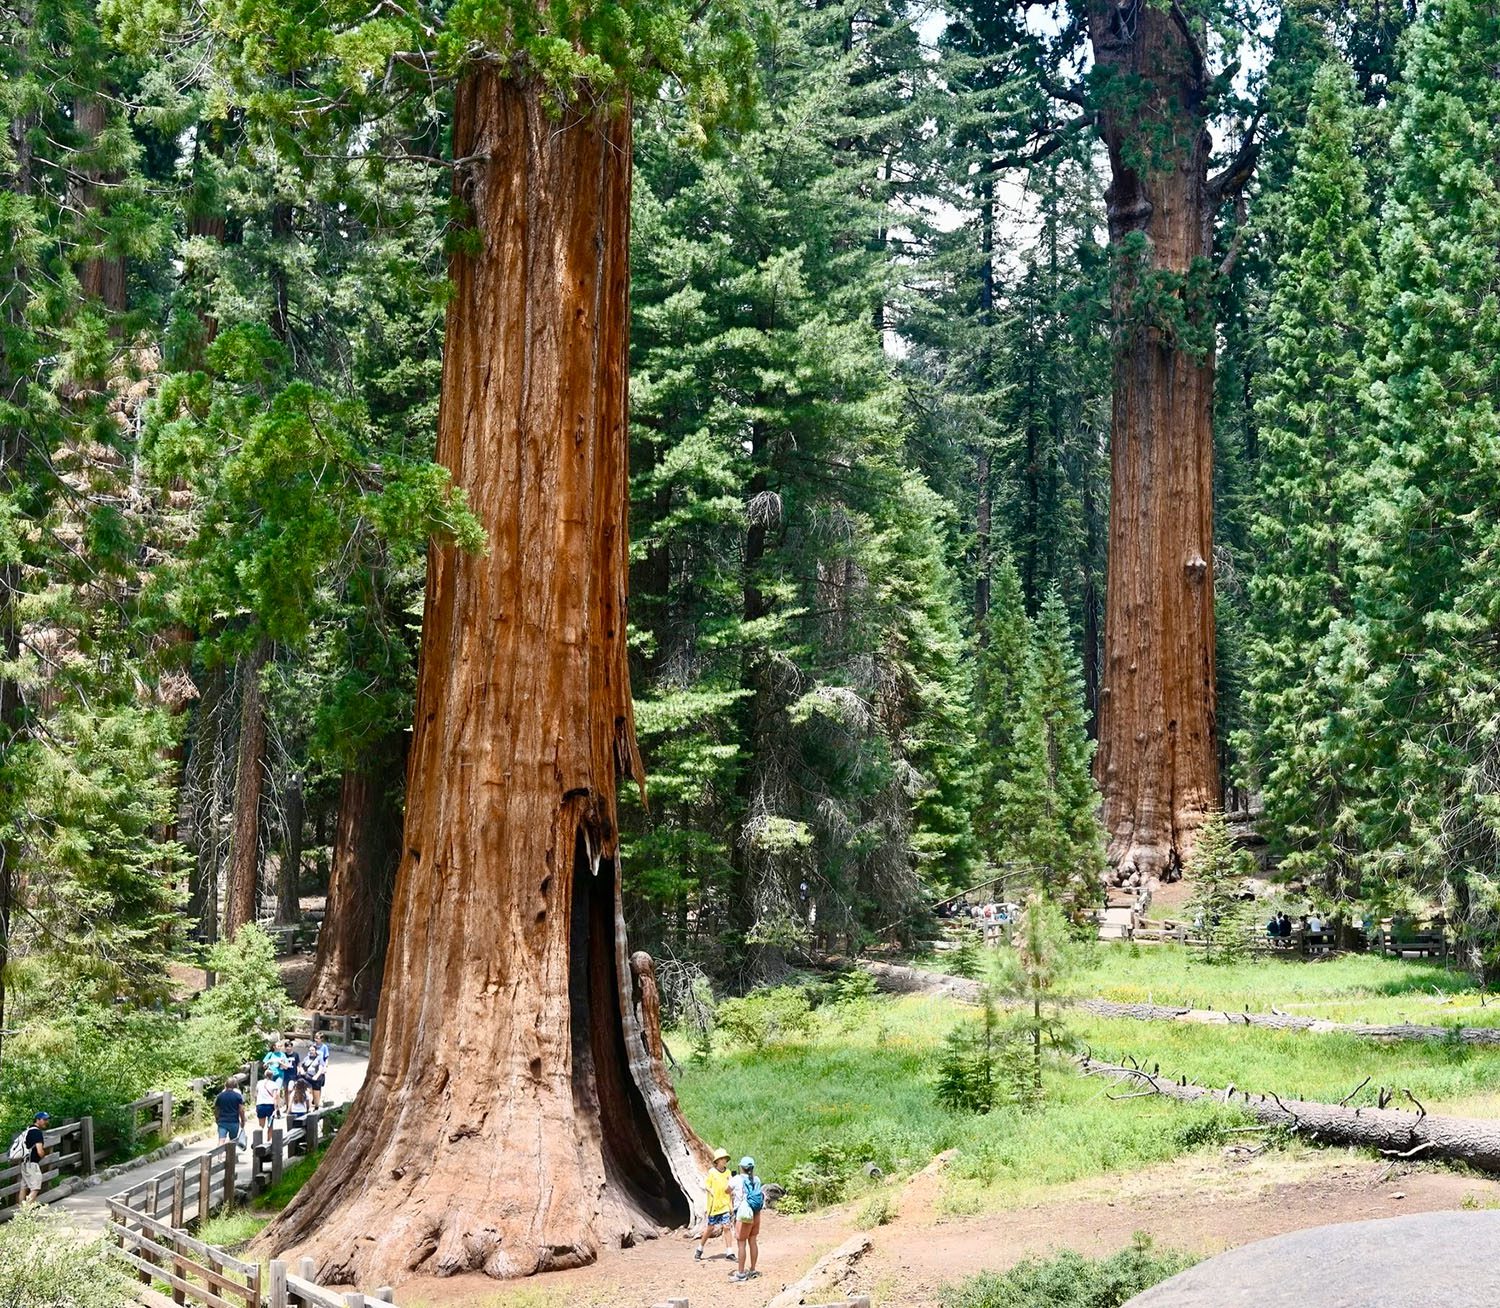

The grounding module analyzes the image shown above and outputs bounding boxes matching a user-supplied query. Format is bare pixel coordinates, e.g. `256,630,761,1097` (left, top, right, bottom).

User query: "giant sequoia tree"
249,0,748,1283
1085,0,1261,880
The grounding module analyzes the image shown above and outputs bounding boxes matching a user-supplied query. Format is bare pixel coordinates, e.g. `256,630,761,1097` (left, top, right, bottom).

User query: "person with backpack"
729,1156,765,1282
16,1112,48,1202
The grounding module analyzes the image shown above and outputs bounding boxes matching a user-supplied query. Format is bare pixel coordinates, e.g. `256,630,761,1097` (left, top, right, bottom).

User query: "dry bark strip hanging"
1080,1056,1500,1171
856,960,1500,1045
260,73,705,1285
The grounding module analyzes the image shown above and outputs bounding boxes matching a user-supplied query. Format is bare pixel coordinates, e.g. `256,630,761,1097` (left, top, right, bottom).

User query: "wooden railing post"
306,1112,320,1154
80,1115,95,1174
198,1152,212,1223
224,1141,237,1212
271,1126,285,1188
269,1259,289,1308
161,1089,173,1139
171,1165,186,1228
343,1294,365,1308
300,1257,316,1281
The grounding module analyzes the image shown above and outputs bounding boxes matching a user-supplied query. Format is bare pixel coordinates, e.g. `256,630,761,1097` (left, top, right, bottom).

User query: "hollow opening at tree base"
569,825,688,1236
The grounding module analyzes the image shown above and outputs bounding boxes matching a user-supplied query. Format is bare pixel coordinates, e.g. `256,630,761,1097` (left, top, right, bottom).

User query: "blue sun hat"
32,1111,48,1121
740,1156,755,1171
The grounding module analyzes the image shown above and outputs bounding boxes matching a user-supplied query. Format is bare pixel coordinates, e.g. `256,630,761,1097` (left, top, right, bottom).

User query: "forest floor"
395,1149,1500,1308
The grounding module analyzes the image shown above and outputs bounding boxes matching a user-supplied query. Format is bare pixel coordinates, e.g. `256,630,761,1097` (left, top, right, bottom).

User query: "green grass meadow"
671,957,1500,1217
1066,943,1494,1024
672,995,1247,1212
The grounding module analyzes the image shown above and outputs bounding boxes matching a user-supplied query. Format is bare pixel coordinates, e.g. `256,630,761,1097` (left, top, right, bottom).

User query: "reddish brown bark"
225,640,270,935
73,98,126,312
302,745,404,1014
276,771,304,925
1089,0,1222,882
264,72,704,1283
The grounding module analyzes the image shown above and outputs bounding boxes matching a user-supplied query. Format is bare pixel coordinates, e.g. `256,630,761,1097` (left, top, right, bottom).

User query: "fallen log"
1079,1056,1500,1172
858,960,1500,1046
768,1234,873,1308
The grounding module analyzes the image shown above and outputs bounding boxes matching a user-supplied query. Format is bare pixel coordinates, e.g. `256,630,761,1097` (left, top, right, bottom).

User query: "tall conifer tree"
1239,61,1376,905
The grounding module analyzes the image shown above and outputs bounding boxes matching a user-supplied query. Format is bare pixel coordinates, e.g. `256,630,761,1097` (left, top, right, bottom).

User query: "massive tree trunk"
225,639,270,935
264,72,703,1284
1089,0,1221,882
302,741,405,1014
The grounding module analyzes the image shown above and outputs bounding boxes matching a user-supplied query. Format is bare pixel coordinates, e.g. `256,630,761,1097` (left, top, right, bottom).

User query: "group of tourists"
212,1033,332,1144
1265,911,1325,941
696,1148,767,1283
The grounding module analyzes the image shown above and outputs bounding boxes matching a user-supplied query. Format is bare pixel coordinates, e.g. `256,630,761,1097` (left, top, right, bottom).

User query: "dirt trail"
394,1152,1500,1308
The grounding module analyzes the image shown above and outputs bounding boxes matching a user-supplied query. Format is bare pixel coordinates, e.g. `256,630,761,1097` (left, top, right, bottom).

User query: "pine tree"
1002,584,1106,911
1355,0,1500,970
625,0,976,963
1238,61,1377,907
974,554,1030,866
1186,811,1255,963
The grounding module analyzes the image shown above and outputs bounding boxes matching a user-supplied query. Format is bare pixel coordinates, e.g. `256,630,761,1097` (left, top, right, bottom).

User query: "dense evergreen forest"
6,0,1500,1284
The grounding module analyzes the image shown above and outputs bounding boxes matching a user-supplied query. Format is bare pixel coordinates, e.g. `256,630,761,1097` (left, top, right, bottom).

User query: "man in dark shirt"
21,1112,48,1201
214,1075,246,1142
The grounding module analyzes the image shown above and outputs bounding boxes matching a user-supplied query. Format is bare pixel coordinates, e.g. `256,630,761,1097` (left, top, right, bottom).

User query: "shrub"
0,1010,209,1154
935,992,1011,1114
829,969,879,1007
941,1234,1198,1308
948,932,983,980
857,1192,896,1227
0,1205,134,1307
716,986,814,1051
194,926,292,1059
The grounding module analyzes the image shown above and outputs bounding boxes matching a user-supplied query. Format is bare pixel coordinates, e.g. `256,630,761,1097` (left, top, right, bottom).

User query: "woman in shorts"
255,1068,280,1128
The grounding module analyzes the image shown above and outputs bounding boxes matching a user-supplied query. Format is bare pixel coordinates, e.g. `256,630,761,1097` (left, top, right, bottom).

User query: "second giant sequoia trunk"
225,640,270,935
301,741,405,1014
264,72,703,1283
1089,0,1220,881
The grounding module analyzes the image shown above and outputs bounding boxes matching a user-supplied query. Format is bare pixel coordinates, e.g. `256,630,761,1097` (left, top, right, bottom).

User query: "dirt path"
392,1151,1500,1308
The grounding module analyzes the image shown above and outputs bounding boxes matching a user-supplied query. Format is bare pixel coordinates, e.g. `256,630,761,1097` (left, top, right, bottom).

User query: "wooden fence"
272,1257,400,1306
264,921,321,958
111,1195,261,1308
111,1131,403,1308
111,1139,241,1230
249,1106,345,1193
308,1014,372,1049
0,1115,94,1220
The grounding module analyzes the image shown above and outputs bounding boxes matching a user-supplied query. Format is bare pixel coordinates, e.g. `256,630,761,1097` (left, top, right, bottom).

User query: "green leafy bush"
0,1205,134,1307
194,926,293,1059
941,1234,1197,1308
948,932,983,980
0,1011,215,1153
716,986,814,1050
